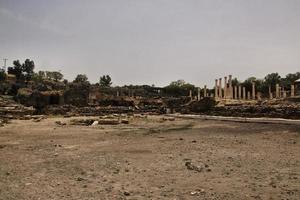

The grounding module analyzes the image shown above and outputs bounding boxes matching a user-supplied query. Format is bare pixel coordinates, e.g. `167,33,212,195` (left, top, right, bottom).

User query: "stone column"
268,86,273,99
276,84,279,98
291,85,295,97
252,82,255,100
219,78,222,98
224,76,227,99
234,86,237,99
197,87,200,101
204,85,207,97
238,85,242,99
189,90,192,98
283,91,287,98
117,91,119,97
247,91,251,100
215,79,218,98
279,86,282,98
228,75,233,99
243,87,246,100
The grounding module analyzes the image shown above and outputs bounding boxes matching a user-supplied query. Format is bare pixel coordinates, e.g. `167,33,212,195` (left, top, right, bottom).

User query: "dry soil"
0,115,299,200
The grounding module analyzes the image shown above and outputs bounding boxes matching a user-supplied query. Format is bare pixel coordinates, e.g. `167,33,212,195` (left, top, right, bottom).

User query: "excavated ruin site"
2,1,300,199
0,77,300,199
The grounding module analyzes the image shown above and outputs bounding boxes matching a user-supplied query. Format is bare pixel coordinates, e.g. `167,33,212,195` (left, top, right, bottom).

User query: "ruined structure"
211,75,298,102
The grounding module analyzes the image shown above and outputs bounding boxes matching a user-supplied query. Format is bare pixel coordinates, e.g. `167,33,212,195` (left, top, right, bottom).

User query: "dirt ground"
0,115,299,200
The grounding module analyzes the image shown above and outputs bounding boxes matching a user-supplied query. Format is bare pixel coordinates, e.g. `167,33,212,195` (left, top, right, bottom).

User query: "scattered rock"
76,177,84,181
91,120,99,126
190,189,205,196
123,191,130,196
185,161,203,172
55,121,66,126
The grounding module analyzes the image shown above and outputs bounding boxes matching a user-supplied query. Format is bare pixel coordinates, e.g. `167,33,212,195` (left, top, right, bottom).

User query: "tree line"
0,59,112,87
1,59,299,97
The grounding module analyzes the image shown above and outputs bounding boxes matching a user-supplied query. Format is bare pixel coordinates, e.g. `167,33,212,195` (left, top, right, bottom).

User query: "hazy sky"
0,0,299,87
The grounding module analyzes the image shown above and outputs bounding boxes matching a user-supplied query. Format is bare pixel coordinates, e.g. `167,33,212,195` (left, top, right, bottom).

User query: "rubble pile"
42,102,165,116
0,95,35,121
181,97,217,114
94,97,134,107
176,96,300,119
210,104,300,119
181,98,300,119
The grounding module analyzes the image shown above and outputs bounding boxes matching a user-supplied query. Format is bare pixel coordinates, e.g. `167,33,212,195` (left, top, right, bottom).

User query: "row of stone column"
273,84,295,99
189,85,212,101
191,79,296,101
214,75,256,100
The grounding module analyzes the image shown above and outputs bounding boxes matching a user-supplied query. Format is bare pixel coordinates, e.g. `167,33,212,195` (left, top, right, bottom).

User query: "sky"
0,0,299,87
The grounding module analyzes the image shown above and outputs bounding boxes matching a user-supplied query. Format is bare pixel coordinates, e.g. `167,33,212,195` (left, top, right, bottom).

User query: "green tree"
38,71,46,79
164,80,195,96
52,71,63,82
241,77,256,92
7,59,35,82
264,73,281,91
73,74,89,84
22,59,35,81
231,78,239,87
7,60,23,81
282,72,300,89
32,71,46,82
99,75,112,87
63,79,68,84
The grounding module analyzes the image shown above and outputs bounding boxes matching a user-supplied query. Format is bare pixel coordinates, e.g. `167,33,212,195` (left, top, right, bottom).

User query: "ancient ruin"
1,1,299,199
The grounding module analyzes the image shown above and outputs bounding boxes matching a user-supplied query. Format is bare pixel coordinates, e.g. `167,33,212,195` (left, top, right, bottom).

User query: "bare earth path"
0,116,299,200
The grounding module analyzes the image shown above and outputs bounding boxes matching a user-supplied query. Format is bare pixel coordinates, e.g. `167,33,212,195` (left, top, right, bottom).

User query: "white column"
234,86,237,99
252,82,255,100
291,85,295,97
224,76,227,99
219,78,222,99
243,87,246,100
228,75,233,99
215,79,218,98
276,84,279,98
